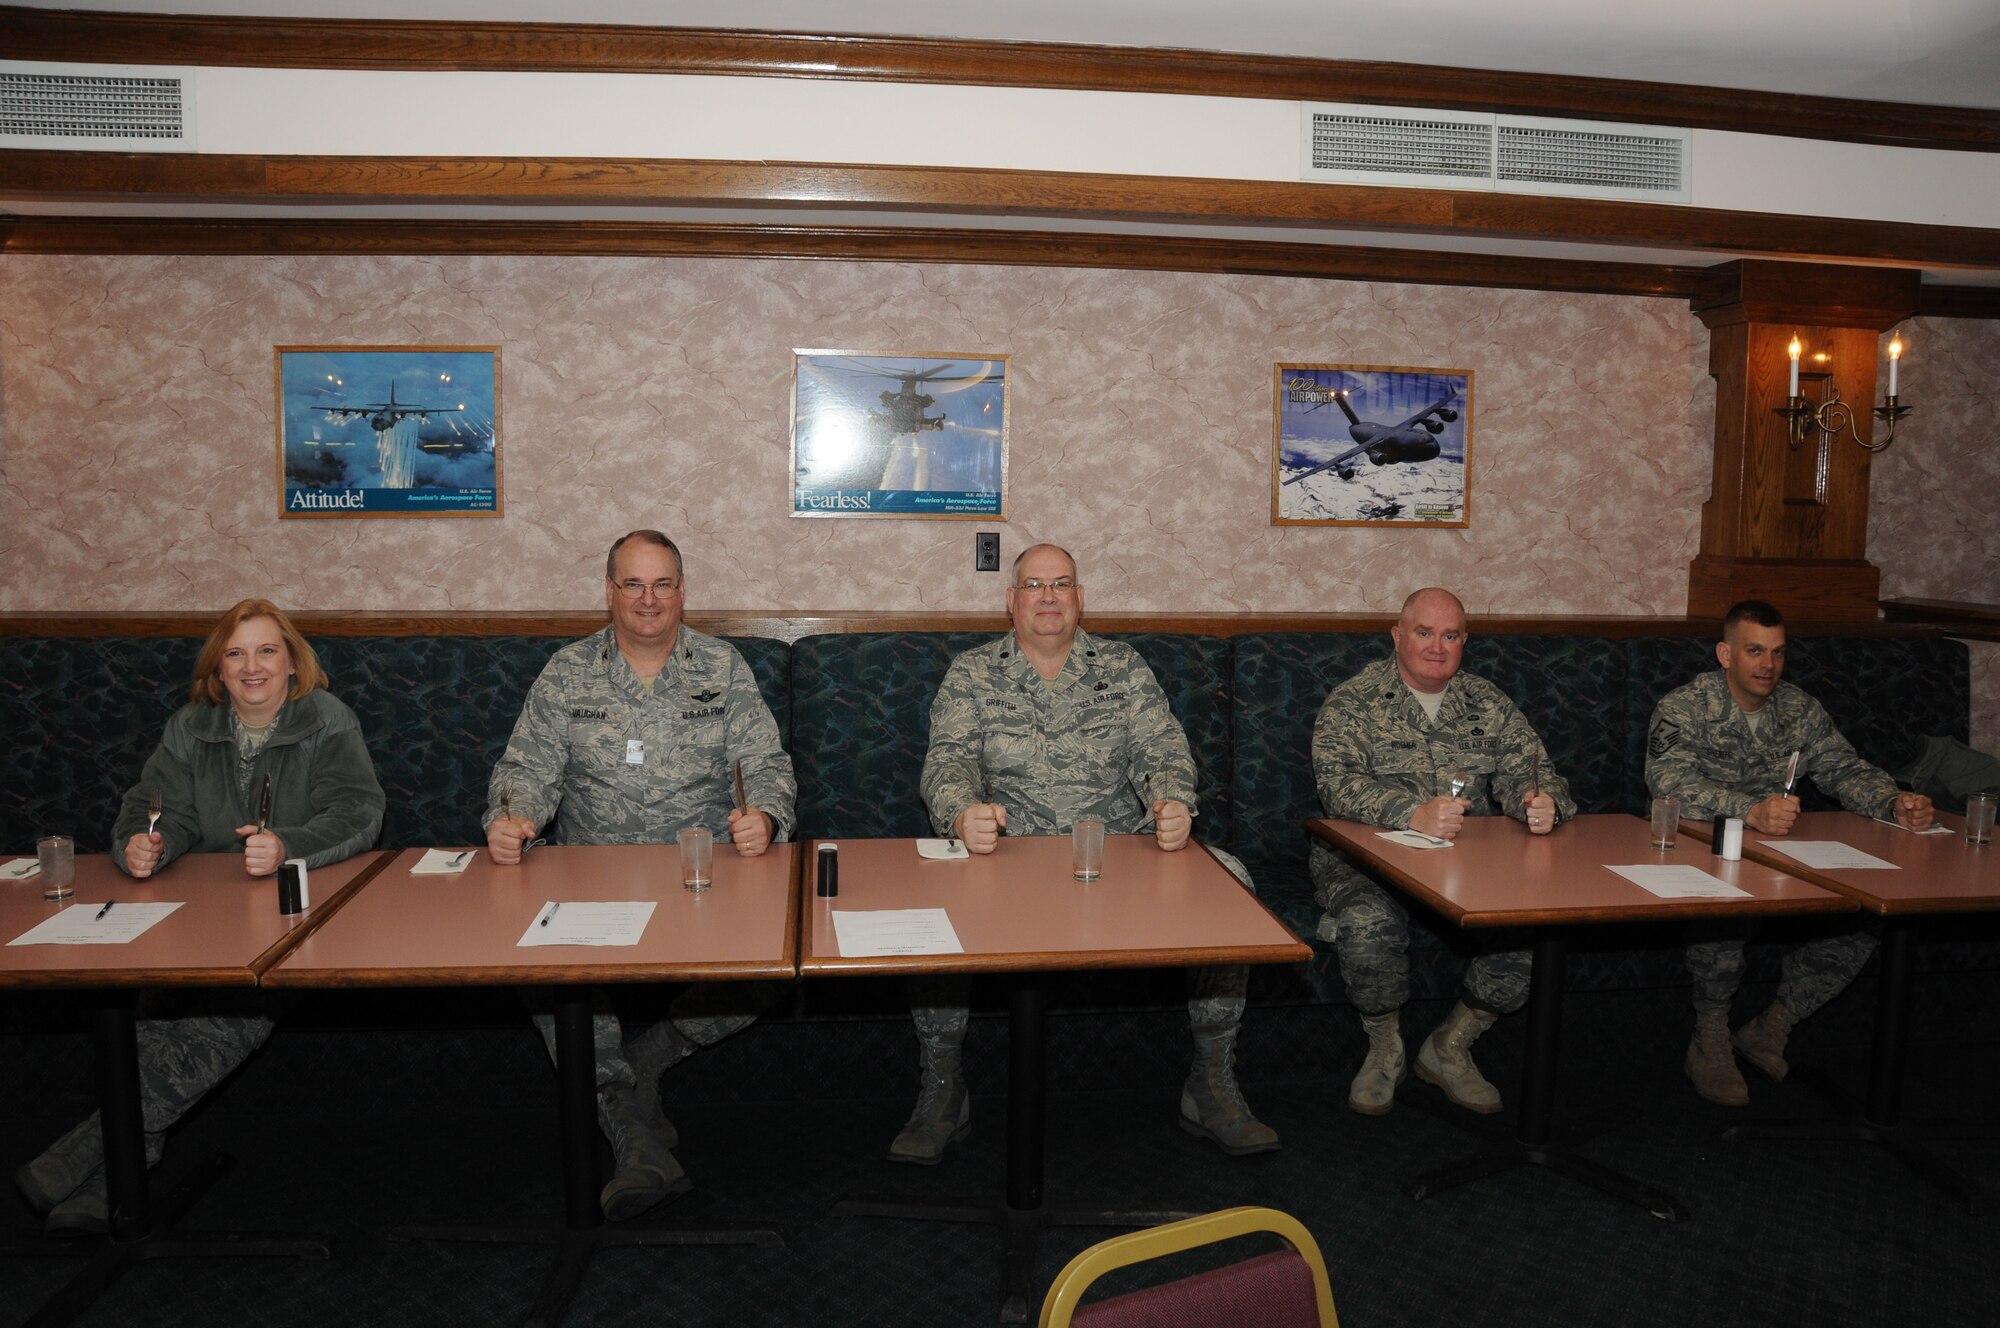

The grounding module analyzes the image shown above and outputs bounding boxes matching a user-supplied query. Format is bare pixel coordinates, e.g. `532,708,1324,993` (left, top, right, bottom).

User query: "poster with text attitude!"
277,346,502,518
791,351,1008,519
1272,363,1472,527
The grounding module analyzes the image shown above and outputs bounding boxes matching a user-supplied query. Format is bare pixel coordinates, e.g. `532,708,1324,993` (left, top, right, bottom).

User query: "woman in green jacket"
15,598,384,1234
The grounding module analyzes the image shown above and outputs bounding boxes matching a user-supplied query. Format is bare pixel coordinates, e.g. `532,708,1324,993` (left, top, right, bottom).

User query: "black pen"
94,900,115,921
539,902,559,927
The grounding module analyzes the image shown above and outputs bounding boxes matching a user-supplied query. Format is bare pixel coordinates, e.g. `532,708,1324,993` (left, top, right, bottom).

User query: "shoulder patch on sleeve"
1648,718,1681,759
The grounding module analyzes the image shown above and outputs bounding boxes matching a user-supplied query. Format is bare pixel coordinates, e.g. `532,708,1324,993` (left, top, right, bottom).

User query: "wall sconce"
1775,332,1910,453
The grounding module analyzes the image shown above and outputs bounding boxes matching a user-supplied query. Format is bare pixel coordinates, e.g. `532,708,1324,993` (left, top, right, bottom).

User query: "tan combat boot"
1685,1009,1749,1105
597,1083,691,1221
1733,998,1801,1082
1347,1011,1406,1116
1414,1001,1503,1114
887,1028,970,1165
1180,1024,1280,1155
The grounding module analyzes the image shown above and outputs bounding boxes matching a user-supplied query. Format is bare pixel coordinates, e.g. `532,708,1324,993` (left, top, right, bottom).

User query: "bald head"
1391,587,1469,694
1010,543,1077,585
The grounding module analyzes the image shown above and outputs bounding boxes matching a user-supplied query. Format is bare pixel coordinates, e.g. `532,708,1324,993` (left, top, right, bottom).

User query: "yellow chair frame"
1037,1206,1339,1328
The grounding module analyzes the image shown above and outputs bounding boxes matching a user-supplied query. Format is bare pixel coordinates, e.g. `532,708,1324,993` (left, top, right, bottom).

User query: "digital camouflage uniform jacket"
921,629,1198,838
1308,657,1575,906
486,625,796,846
1645,670,1897,820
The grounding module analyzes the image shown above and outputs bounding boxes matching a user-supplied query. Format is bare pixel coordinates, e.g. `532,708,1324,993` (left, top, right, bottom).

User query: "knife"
255,773,273,831
1781,750,1801,798
733,760,748,813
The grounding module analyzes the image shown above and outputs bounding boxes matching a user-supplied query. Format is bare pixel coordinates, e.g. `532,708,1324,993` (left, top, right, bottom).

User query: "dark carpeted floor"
5,976,1997,1327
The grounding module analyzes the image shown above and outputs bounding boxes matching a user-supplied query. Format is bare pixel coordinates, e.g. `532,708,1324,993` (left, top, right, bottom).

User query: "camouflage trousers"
526,981,787,1089
909,846,1255,1047
1315,875,1530,1017
1684,922,1878,1018
122,988,291,1137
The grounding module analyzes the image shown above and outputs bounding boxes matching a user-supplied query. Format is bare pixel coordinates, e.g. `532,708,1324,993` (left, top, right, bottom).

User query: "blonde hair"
189,599,327,706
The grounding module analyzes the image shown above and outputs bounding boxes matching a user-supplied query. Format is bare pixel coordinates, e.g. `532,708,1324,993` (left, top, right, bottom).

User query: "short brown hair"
189,599,327,706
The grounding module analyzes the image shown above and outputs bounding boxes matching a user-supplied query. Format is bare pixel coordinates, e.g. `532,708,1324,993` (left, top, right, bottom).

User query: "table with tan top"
801,834,1309,1323
1,849,387,1328
1309,813,1853,1221
266,842,799,1328
1685,810,1999,1209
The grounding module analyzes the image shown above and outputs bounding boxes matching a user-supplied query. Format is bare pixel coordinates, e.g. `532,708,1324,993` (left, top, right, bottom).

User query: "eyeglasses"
1015,577,1077,595
613,579,682,600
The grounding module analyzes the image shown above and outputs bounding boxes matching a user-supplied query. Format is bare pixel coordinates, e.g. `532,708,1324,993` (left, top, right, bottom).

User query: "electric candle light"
1787,335,1801,397
1887,334,1902,396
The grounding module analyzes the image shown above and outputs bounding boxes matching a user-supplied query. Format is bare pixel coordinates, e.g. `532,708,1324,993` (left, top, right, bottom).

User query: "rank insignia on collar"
690,688,721,703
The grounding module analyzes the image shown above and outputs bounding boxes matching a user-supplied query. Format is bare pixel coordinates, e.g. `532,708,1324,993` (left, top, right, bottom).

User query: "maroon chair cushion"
1073,1250,1321,1328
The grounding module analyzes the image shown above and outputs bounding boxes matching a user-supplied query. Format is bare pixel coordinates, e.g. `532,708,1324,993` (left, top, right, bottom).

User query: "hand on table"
1525,792,1558,836
728,807,774,856
954,802,1008,854
1746,794,1800,836
124,831,164,879
235,825,286,877
1410,796,1469,840
486,814,539,866
1892,792,1934,831
1152,798,1191,852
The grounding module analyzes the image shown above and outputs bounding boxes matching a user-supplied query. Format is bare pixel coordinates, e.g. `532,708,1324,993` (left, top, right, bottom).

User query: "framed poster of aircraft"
791,350,1009,519
275,346,501,518
1271,363,1472,527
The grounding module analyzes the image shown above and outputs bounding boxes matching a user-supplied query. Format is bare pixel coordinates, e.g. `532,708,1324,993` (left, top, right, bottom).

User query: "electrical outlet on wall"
975,531,1000,572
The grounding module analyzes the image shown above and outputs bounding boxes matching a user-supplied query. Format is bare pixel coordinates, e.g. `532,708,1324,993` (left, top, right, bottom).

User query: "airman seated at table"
1647,599,1933,1106
483,530,797,1220
1311,587,1575,1116
902,543,1278,1164
16,599,385,1235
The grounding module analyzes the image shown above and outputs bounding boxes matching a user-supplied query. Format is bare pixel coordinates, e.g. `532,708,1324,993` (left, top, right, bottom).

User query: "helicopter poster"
275,346,501,518
791,351,1009,518
1272,363,1472,527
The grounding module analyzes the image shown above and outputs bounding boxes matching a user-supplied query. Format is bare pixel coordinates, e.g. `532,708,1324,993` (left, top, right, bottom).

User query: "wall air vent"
0,61,196,151
1302,103,1689,203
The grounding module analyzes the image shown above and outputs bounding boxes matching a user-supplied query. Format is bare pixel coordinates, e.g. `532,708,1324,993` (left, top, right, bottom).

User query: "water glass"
1071,817,1104,882
1648,797,1680,851
37,835,75,903
679,827,713,892
1967,792,1996,846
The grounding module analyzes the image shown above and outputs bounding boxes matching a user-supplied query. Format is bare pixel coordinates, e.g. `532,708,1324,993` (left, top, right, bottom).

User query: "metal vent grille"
1302,103,1689,202
0,63,195,150
1308,110,1491,182
1497,122,1685,194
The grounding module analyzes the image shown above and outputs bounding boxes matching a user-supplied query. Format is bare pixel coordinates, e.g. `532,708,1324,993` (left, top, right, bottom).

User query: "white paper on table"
516,901,655,947
8,902,183,946
0,858,41,880
1605,865,1750,899
915,838,969,860
831,908,965,957
409,848,479,875
1377,830,1452,850
1870,817,1953,836
1760,841,1899,871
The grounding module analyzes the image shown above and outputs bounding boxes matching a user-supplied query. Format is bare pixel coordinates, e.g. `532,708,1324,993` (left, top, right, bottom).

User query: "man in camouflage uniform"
897,543,1277,1163
485,529,796,1218
1647,599,1932,1105
1312,587,1574,1116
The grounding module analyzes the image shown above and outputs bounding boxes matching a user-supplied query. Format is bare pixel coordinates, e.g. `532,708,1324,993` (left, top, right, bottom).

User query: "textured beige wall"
0,254,1704,616
0,253,1992,742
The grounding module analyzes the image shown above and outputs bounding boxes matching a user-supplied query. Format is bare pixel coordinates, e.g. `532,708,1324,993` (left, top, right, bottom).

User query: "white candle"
1887,334,1903,396
1787,336,1801,397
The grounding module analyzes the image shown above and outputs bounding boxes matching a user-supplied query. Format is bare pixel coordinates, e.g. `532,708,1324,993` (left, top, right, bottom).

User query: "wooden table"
801,834,1309,1323
266,843,800,1328
1685,810,2000,1209
1,849,386,1328
1308,813,1852,1221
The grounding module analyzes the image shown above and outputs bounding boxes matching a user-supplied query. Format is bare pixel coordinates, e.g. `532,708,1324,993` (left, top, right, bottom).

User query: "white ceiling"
18,0,2000,109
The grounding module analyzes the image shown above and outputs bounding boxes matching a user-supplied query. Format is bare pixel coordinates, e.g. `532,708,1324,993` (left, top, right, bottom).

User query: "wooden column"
1688,260,1918,621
